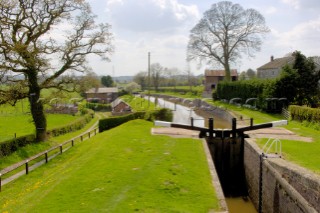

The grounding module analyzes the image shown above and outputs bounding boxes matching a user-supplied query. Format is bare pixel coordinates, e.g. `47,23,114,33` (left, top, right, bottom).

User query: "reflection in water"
149,96,205,127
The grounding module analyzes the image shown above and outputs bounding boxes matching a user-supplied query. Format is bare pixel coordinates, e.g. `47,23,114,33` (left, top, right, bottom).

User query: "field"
0,113,84,142
0,120,220,212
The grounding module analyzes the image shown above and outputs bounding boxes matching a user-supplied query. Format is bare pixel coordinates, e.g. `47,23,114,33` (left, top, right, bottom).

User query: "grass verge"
0,120,220,212
0,116,98,170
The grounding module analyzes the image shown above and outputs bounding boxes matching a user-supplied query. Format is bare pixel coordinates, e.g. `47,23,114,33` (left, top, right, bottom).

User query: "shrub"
289,105,320,122
86,103,112,111
0,134,36,157
99,108,173,132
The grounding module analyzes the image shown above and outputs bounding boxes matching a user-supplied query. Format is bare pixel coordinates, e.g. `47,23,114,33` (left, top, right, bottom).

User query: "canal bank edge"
244,138,319,213
202,139,229,213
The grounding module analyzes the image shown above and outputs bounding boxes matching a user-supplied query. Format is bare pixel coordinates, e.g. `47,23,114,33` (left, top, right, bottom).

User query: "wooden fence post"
72,140,74,147
45,152,48,163
0,173,2,192
88,132,91,138
81,135,83,141
26,160,29,175
60,145,63,154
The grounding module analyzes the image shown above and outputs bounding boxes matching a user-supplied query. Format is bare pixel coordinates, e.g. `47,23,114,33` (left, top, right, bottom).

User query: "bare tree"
187,1,269,81
0,0,113,141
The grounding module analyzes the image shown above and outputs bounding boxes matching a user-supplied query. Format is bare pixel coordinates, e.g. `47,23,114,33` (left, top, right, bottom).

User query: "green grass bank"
0,120,220,212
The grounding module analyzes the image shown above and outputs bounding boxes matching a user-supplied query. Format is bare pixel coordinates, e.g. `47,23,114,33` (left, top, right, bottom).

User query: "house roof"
85,87,118,94
205,69,238,77
257,56,294,70
111,98,130,108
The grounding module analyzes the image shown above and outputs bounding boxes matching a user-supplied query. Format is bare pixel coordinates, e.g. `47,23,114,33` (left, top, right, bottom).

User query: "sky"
85,0,320,77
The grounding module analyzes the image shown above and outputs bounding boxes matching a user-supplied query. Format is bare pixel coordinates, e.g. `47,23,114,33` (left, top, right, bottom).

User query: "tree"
274,65,298,103
124,82,141,93
293,51,320,107
133,71,147,90
77,71,100,96
239,71,246,80
101,75,114,87
187,1,269,81
150,63,164,91
246,68,256,79
0,0,113,141
274,51,320,107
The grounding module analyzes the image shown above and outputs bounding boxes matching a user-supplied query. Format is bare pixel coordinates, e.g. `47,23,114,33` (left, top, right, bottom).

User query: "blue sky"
86,0,320,76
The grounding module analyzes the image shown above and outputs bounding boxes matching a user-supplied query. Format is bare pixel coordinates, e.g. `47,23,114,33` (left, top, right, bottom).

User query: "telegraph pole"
148,52,151,108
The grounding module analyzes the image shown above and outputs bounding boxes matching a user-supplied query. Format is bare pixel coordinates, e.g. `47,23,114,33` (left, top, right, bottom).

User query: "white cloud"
265,6,277,14
281,0,320,10
269,16,320,57
105,0,199,33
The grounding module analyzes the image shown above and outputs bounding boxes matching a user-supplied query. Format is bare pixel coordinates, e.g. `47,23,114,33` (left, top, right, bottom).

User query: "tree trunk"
224,61,231,82
28,73,47,142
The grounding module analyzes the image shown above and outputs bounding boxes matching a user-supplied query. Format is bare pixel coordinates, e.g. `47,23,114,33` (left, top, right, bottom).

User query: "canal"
147,96,257,213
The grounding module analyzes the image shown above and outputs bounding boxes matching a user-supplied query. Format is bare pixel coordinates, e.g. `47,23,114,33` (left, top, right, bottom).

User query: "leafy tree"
101,75,114,87
246,68,256,79
0,0,113,141
293,51,320,107
239,71,246,80
187,1,269,81
124,82,141,93
274,51,320,107
77,71,101,96
274,65,298,103
133,71,147,90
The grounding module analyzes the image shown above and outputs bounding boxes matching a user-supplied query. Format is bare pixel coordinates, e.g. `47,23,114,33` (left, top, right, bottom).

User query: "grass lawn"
0,120,220,212
121,95,158,111
0,116,98,170
0,113,85,142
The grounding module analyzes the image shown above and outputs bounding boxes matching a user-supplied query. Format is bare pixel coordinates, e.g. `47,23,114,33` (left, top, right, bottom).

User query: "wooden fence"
0,127,98,192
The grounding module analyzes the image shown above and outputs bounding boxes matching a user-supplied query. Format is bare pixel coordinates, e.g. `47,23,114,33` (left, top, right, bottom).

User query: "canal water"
147,96,257,213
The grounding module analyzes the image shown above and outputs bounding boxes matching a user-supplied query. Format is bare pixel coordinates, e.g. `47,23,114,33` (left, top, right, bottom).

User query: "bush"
0,134,35,157
99,112,146,132
47,112,94,137
86,102,112,111
99,108,173,132
289,105,320,122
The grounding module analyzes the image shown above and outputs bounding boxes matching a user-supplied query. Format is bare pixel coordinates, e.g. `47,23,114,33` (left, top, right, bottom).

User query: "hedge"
0,134,35,157
289,105,320,122
86,103,112,111
99,108,173,132
215,79,277,110
47,111,94,137
0,109,94,157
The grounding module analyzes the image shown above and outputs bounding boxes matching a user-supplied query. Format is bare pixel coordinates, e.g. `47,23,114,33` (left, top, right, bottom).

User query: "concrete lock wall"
244,138,320,213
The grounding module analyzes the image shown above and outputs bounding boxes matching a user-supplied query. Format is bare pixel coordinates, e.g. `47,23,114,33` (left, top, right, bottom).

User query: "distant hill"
112,76,133,83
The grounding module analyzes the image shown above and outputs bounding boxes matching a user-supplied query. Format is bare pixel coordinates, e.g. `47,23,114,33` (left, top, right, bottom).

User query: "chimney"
271,55,274,61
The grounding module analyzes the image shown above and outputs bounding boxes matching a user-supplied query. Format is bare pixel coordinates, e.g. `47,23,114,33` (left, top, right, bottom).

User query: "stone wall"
244,138,319,213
